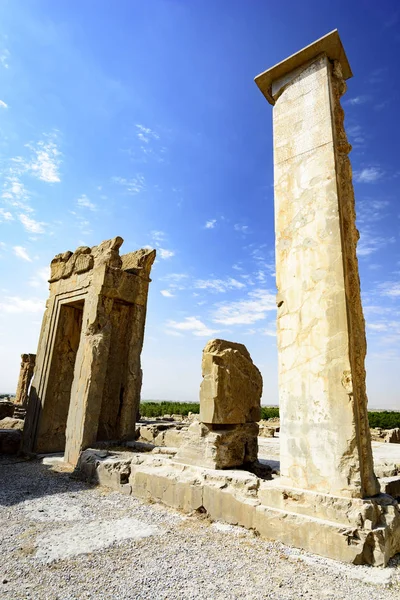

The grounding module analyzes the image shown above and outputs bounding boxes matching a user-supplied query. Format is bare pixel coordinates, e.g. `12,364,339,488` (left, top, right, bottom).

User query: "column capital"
254,29,352,105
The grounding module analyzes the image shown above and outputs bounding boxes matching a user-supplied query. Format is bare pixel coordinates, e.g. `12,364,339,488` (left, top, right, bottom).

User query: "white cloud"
0,208,13,221
112,175,145,195
195,277,245,293
346,96,369,105
25,134,61,183
77,194,96,211
356,198,389,225
2,175,31,211
0,100,7,108
161,289,175,298
0,49,10,69
13,246,32,262
165,316,218,337
161,273,188,282
151,230,166,243
0,296,45,314
159,248,175,259
29,266,50,288
234,224,249,233
379,282,400,298
212,289,276,325
354,167,384,184
205,219,216,229
135,124,160,143
19,213,46,234
357,231,395,257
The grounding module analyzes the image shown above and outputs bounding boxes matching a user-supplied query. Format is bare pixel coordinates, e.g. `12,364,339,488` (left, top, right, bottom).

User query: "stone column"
255,30,379,498
15,353,36,407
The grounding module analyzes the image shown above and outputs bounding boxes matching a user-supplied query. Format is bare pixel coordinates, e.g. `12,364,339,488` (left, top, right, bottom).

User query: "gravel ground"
0,455,399,600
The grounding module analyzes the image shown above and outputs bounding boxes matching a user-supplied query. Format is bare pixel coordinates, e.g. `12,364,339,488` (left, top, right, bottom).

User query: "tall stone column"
255,30,379,498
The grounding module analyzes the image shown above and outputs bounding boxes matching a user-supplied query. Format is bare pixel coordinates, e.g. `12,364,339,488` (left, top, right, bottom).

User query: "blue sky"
0,1,399,409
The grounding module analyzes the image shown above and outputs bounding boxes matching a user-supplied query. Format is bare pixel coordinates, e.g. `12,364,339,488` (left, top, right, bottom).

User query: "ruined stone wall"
22,237,155,466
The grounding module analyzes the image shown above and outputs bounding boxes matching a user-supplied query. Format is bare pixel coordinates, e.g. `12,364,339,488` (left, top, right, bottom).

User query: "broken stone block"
175,339,262,469
175,421,259,469
0,417,24,431
200,339,262,425
384,428,400,444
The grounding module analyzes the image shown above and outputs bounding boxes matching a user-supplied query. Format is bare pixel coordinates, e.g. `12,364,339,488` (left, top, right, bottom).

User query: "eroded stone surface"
175,421,259,469
271,52,378,498
22,237,155,466
200,339,262,425
175,340,262,469
14,353,36,407
77,448,400,566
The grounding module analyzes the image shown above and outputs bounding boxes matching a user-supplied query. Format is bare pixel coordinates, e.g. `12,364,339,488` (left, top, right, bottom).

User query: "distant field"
139,401,400,428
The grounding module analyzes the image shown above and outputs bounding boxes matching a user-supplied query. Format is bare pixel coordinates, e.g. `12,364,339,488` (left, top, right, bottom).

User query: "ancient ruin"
15,353,36,408
22,237,155,466
74,30,400,567
175,339,262,468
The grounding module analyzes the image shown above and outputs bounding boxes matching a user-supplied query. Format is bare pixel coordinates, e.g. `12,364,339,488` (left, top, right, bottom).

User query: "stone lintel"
254,29,352,105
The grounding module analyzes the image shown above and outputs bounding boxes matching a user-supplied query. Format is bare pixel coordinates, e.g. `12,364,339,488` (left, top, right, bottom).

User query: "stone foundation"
77,448,400,567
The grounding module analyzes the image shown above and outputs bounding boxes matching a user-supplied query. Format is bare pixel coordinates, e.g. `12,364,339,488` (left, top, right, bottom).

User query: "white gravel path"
0,455,399,600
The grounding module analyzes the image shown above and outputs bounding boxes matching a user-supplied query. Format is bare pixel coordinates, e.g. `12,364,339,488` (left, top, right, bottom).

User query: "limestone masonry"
253,28,399,564
22,237,155,466
14,353,35,408
175,339,262,469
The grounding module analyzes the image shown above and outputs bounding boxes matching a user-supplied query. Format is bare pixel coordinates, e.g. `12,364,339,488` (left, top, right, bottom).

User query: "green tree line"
139,402,400,428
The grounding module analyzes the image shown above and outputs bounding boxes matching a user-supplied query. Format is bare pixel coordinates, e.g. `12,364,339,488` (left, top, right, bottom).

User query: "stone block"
200,339,262,425
175,421,258,469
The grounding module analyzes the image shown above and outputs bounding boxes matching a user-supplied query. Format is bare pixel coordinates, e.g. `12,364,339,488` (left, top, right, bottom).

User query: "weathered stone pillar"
255,30,379,498
15,353,36,407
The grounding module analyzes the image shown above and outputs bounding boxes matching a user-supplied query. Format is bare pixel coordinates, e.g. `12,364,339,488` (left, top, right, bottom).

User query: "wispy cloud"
346,95,369,106
378,281,400,298
77,194,96,211
112,175,145,195
25,133,62,183
159,248,175,259
357,231,395,257
0,208,13,221
165,316,218,337
0,296,45,314
2,175,31,211
356,198,390,224
195,277,245,293
234,224,249,234
13,245,32,262
135,124,160,143
19,213,46,234
205,219,216,229
29,266,50,288
367,68,387,85
354,167,384,183
151,230,166,244
212,289,276,325
161,289,175,297
0,49,10,69
0,100,7,109
161,273,188,282
346,123,366,148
